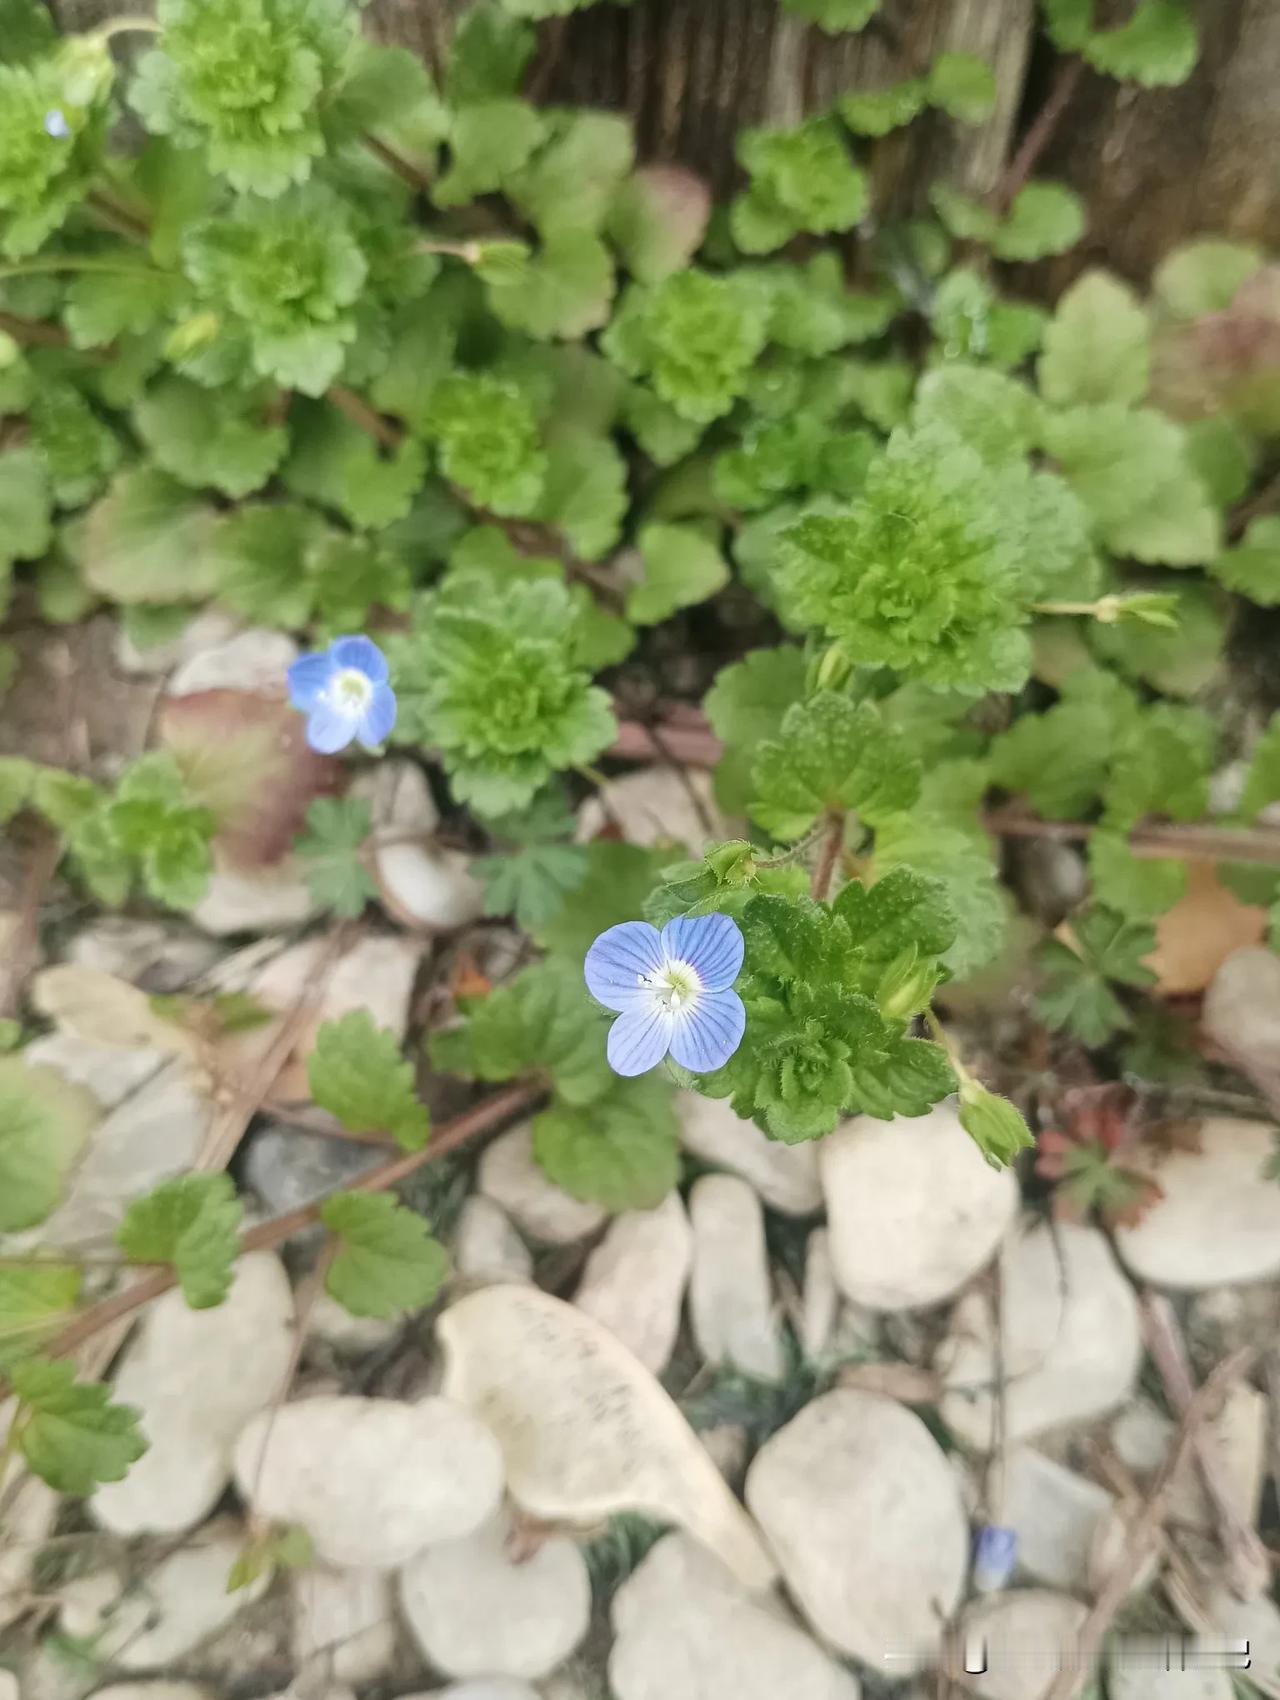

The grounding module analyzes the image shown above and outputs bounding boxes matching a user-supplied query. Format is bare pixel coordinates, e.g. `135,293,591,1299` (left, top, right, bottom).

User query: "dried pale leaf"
31,965,198,1058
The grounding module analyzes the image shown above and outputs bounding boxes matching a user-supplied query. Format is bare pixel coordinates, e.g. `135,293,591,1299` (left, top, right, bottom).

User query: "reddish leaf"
159,689,346,869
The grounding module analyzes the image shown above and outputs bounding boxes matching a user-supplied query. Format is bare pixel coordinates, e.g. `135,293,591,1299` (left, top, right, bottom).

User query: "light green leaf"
11,1357,146,1495
0,756,35,822
607,165,711,284
0,1059,98,1233
133,378,288,500
1084,0,1198,87
446,2,535,104
116,1173,242,1309
531,841,672,959
1041,0,1093,51
926,52,997,123
532,1077,679,1211
1038,270,1150,408
294,796,377,918
1154,238,1264,320
992,181,1085,262
1212,516,1280,606
82,466,218,604
0,1262,81,1364
485,230,616,342
307,1010,429,1153
1088,830,1186,919
0,445,53,570
627,522,729,625
912,363,1040,465
508,111,634,237
957,1082,1035,1169
779,0,879,29
432,958,611,1107
283,404,428,530
537,429,628,561
319,1191,448,1319
64,270,187,350
838,79,927,136
209,502,327,627
476,841,589,929
751,694,921,840
435,98,545,205
1239,715,1280,823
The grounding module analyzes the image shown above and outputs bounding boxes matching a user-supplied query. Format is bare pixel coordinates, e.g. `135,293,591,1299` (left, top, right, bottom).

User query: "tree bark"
48,0,1280,278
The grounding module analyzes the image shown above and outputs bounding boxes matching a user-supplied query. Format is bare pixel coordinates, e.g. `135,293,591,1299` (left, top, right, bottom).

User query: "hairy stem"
328,383,402,450
93,16,162,40
33,1082,541,1374
995,57,1084,213
810,811,845,901
362,133,433,196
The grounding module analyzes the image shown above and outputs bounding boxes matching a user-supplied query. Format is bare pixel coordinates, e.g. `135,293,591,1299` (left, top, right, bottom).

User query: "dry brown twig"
33,1080,541,1374
1039,1343,1257,1700
1140,1291,1271,1601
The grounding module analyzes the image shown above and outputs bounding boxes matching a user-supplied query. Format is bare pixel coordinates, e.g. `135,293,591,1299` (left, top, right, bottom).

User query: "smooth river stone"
955,1591,1089,1700
678,1091,822,1216
92,1252,294,1536
233,1395,504,1569
399,1509,590,1680
477,1124,608,1244
291,1565,396,1684
688,1174,785,1383
574,1192,692,1373
609,1533,861,1700
438,1285,777,1591
938,1221,1142,1449
745,1389,967,1676
819,1104,1019,1310
1113,1118,1280,1288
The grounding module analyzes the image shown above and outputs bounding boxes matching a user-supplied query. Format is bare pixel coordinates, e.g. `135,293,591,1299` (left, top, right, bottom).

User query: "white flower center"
329,667,373,715
639,958,702,1017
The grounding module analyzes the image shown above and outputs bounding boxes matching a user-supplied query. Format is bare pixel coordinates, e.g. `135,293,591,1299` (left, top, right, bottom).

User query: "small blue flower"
585,913,746,1077
972,1525,1017,1593
286,635,396,754
43,109,70,139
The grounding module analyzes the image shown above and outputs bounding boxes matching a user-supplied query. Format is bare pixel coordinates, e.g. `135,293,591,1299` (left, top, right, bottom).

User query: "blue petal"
606,1003,672,1076
330,635,389,684
668,988,745,1073
662,912,744,991
356,682,397,748
287,651,335,712
305,699,358,754
584,920,665,1013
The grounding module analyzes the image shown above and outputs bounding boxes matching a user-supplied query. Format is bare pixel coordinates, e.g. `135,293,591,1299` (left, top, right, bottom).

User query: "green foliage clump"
130,0,358,195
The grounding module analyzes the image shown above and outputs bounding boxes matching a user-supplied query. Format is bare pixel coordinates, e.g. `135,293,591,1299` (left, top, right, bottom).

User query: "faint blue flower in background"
287,635,396,754
972,1525,1017,1593
44,109,70,139
585,913,746,1077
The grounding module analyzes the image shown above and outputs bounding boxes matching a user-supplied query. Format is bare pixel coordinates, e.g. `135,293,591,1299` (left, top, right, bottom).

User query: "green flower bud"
958,1080,1035,1170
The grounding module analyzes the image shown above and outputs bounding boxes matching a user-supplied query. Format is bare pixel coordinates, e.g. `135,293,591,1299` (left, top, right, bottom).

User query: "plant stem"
994,57,1084,213
328,383,402,450
416,237,485,263
362,133,433,195
1031,599,1107,617
810,811,845,901
0,256,167,282
93,16,162,39
84,189,150,243
33,1082,541,1374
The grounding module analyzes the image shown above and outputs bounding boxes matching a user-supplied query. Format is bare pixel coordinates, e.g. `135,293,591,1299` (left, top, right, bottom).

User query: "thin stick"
811,811,845,901
36,1082,540,1370
0,827,61,1021
362,133,433,195
1040,1344,1256,1700
329,383,403,450
995,58,1084,213
1141,1291,1270,1601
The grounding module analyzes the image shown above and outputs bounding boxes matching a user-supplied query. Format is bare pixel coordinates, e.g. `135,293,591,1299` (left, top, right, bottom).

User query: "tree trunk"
51,0,1280,279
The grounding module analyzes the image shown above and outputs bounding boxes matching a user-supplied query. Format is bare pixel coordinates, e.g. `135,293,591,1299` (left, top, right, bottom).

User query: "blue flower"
972,1525,1017,1593
585,913,746,1077
286,635,397,754
44,109,70,139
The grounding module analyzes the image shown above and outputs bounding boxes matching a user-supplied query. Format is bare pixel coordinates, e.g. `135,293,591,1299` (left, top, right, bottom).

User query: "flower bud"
972,1524,1017,1593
